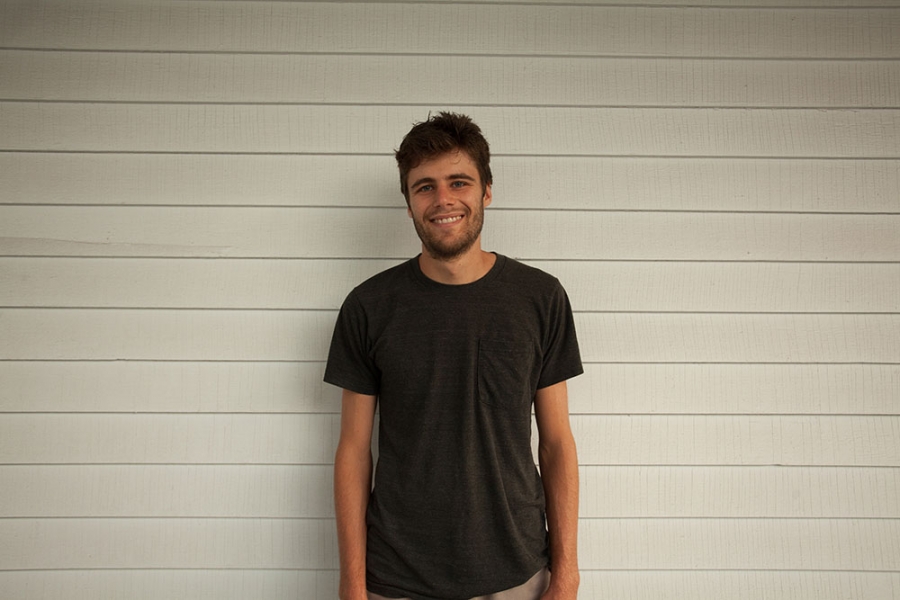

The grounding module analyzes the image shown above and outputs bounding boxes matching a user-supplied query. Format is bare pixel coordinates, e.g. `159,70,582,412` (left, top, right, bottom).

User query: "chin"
425,245,469,262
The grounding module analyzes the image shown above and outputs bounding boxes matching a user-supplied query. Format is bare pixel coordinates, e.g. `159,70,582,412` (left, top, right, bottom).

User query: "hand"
338,579,368,600
540,587,578,599
539,570,579,600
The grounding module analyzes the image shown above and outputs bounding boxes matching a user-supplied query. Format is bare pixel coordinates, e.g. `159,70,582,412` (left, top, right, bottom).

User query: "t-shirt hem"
323,374,378,397
537,365,585,391
366,560,549,600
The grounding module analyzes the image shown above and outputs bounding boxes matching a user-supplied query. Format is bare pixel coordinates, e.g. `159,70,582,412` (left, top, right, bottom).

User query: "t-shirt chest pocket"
477,339,536,414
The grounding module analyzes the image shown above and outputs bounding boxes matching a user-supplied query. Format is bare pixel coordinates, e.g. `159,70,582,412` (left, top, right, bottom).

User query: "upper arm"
534,380,575,450
337,389,377,453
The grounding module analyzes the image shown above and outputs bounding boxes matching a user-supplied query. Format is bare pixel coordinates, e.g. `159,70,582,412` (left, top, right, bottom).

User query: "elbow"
539,430,577,461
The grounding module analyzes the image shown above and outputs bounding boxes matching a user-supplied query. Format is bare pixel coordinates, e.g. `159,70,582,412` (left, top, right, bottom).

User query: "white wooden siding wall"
0,0,898,598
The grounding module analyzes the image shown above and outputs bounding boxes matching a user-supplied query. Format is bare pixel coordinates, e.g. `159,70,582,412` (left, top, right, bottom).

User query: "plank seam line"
6,100,900,112
0,152,900,162
5,99,900,110
2,47,900,60
15,0,897,9
4,204,900,216
0,516,897,521
1,257,897,265
0,568,898,573
2,257,899,265
2,412,897,417
0,464,896,470
298,1,900,9
3,150,900,160
1,463,897,469
3,307,899,315
1,360,898,365
4,46,900,59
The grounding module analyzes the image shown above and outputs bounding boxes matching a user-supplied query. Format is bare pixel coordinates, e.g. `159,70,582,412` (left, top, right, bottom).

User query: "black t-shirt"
324,254,583,600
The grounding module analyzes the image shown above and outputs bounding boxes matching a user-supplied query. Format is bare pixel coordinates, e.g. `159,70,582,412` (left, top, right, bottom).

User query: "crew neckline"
410,252,506,289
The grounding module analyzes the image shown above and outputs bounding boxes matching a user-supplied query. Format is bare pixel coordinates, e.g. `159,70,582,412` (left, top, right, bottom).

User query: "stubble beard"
413,200,485,262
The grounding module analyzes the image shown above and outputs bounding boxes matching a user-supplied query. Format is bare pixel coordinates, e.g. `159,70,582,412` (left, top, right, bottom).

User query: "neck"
418,243,496,285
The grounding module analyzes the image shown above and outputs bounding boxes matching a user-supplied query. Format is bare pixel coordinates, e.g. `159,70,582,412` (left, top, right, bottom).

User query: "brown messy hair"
394,112,492,203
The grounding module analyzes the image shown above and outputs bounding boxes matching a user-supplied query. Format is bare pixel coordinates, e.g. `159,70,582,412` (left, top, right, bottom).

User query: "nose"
434,183,456,206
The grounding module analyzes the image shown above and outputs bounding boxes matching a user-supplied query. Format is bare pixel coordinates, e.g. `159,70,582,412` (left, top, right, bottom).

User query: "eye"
450,180,467,188
415,184,433,194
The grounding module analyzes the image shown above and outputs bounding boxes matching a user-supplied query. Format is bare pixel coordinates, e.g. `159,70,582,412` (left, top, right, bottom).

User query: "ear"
407,204,413,218
482,184,492,208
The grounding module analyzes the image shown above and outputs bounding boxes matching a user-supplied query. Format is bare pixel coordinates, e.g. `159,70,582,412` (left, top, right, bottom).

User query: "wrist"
338,576,367,600
550,557,579,578
549,566,580,588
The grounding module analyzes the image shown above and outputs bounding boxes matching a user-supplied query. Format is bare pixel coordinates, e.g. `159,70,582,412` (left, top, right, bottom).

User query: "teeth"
434,215,463,224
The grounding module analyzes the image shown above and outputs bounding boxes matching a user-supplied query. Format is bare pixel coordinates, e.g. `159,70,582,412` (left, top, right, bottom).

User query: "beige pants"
366,567,550,600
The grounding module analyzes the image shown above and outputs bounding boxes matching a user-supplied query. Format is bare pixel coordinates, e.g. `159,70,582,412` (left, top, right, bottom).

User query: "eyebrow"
409,173,477,190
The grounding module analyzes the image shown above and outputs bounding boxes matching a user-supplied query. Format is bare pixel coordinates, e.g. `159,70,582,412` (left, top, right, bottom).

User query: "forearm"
539,434,580,590
334,441,372,600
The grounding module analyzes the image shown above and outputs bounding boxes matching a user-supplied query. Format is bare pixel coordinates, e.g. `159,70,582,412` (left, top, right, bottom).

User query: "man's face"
405,150,492,261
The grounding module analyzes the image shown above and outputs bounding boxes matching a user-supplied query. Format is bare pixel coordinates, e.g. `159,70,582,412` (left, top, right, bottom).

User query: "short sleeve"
323,291,381,396
537,282,583,390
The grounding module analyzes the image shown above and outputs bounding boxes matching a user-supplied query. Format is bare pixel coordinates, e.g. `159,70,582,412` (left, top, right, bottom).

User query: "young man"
326,113,582,600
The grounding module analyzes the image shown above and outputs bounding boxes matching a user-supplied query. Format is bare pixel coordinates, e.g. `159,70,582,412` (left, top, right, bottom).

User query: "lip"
429,214,465,226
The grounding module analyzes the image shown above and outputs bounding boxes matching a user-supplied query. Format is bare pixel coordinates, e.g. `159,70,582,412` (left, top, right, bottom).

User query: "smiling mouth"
432,215,464,225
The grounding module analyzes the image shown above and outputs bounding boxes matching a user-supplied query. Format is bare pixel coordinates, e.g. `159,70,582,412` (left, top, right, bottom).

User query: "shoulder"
495,255,564,293
349,258,416,301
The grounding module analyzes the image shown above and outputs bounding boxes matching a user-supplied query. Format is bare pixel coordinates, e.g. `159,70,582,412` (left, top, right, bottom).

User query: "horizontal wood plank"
0,258,401,310
2,465,897,519
0,414,342,465
578,572,900,600
5,50,899,107
7,104,900,159
1,570,898,600
3,104,900,157
0,414,896,466
571,415,900,467
1,310,898,363
575,313,900,364
552,261,900,314
4,258,898,313
578,519,900,570
0,518,338,569
581,466,900,518
3,154,898,212
2,3,897,58
0,465,335,518
3,207,898,261
2,518,897,570
0,570,339,600
3,362,898,415
0,361,339,413
569,364,900,415
0,309,333,362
